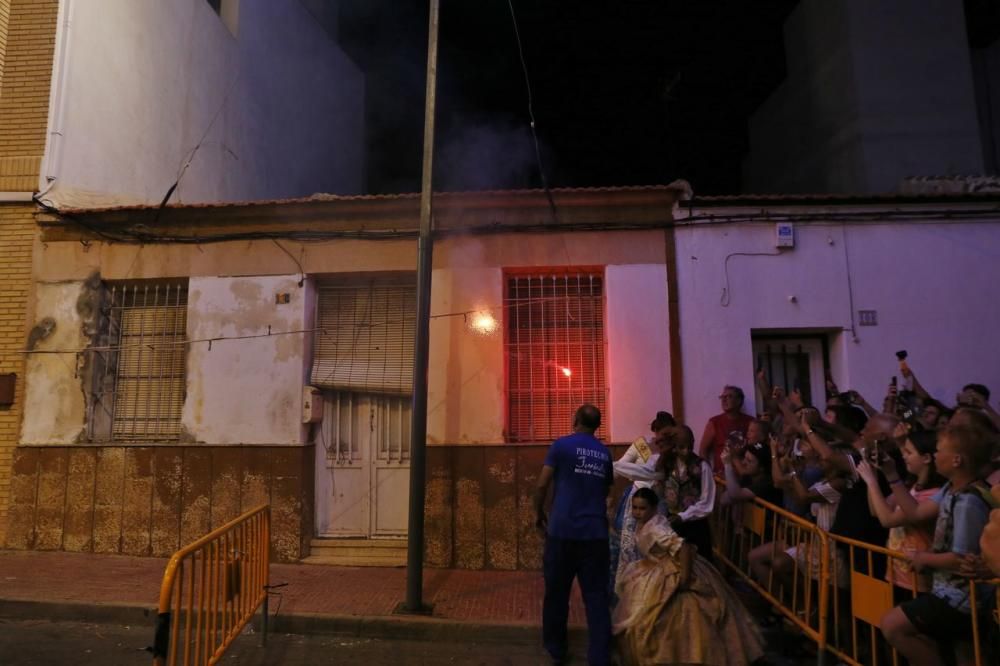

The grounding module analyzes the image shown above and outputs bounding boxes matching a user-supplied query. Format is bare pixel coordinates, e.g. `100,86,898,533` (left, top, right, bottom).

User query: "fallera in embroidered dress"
611,439,665,594
612,514,765,666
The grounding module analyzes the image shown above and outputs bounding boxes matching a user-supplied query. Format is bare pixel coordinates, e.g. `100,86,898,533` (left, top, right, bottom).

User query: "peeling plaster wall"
21,282,87,444
35,230,672,446
182,275,307,444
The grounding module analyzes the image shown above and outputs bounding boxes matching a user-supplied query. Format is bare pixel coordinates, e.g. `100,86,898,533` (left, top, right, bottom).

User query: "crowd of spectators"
705,361,1000,666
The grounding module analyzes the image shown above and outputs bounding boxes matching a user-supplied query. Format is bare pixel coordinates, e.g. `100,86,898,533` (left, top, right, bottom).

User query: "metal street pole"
403,0,440,614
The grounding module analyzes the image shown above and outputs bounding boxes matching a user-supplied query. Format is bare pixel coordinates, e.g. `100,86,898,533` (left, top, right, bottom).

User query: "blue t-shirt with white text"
544,432,613,540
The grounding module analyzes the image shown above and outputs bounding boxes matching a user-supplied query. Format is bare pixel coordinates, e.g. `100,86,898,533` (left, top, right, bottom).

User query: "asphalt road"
0,618,559,665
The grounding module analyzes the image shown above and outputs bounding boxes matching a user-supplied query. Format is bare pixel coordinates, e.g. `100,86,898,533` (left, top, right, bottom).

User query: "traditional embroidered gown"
611,440,664,592
612,514,765,666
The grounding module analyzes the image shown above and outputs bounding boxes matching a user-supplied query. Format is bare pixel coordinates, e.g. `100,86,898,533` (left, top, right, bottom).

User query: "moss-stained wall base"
5,445,314,563
424,443,629,570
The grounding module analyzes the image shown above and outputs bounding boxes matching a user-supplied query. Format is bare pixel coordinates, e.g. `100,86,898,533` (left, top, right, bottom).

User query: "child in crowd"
613,488,765,666
878,425,996,666
857,430,944,601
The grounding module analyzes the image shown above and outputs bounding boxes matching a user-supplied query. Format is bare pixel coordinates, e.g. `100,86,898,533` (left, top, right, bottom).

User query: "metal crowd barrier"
152,504,271,666
712,489,829,651
711,482,999,666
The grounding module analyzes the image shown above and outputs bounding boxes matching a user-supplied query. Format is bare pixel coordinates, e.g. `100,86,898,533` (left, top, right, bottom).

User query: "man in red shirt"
699,385,754,475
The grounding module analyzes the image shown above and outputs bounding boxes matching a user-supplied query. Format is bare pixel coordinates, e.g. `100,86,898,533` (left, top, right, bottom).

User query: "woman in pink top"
699,385,754,475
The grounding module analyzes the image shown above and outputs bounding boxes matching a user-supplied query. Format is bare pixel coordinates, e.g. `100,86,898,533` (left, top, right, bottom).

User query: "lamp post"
402,0,440,615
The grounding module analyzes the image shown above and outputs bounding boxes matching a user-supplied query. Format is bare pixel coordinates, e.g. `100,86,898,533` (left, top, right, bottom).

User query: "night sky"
337,0,998,196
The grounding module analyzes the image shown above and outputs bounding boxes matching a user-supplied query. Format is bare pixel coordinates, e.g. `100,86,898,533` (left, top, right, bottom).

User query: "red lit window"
505,271,607,443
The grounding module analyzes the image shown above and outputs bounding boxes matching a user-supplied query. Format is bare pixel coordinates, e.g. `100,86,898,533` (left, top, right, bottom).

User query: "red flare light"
560,366,572,378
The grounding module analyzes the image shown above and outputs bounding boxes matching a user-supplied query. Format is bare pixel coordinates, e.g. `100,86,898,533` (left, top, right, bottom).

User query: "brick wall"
1,0,11,89
0,0,57,541
0,205,32,539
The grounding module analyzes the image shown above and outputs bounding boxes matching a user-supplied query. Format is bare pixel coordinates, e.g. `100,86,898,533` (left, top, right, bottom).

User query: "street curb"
0,597,587,646
0,598,155,626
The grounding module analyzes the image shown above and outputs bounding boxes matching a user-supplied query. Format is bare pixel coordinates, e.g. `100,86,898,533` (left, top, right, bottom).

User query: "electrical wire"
506,0,558,224
271,239,305,287
155,72,241,221
18,295,575,356
841,224,859,342
43,204,1000,248
720,250,784,307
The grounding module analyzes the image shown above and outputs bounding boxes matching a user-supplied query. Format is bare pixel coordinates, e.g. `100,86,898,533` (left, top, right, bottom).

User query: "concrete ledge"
0,597,586,647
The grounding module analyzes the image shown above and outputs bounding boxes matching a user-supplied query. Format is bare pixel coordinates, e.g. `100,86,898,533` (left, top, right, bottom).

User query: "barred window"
88,282,188,442
505,272,607,443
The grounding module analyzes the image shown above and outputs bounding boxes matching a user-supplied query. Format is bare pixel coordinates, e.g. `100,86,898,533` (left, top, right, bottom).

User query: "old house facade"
7,185,1000,569
6,187,683,565
0,0,364,551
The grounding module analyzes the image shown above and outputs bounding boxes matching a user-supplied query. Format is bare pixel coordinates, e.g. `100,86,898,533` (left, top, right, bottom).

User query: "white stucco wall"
182,275,307,444
675,210,1000,436
41,0,364,207
605,264,673,442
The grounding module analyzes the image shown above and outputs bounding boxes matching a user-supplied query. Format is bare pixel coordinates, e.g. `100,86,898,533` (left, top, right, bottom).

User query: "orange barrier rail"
152,505,270,666
823,532,999,666
712,483,999,665
711,490,829,653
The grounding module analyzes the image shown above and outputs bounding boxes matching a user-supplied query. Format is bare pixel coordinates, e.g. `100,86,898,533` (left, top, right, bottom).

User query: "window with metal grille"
752,336,829,409
505,272,607,443
88,282,188,442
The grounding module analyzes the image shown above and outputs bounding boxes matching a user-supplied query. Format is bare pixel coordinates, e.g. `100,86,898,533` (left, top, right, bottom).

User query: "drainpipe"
37,0,75,199
664,206,685,422
402,0,440,615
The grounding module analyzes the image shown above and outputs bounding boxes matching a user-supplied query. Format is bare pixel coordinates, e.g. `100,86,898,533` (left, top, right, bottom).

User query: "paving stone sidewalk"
0,550,585,627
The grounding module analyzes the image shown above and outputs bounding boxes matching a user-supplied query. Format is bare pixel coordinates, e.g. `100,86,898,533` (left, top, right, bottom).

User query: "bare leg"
880,607,945,666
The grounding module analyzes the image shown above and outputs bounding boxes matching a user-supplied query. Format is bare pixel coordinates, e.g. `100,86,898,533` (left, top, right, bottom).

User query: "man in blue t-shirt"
534,404,613,666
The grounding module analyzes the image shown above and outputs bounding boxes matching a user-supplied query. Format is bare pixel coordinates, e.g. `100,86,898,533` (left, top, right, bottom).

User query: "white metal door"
315,391,410,537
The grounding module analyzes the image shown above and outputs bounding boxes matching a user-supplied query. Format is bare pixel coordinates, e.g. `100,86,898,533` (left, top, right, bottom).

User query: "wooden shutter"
108,283,188,442
505,272,607,442
311,281,417,395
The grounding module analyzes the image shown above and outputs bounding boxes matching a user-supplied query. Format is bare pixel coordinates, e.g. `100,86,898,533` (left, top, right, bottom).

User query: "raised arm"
857,461,907,528
847,390,878,417
875,454,939,525
756,369,776,419
614,460,665,482
774,390,853,475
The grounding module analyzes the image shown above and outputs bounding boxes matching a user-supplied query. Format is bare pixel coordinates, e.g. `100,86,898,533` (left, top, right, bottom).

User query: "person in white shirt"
608,411,676,596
